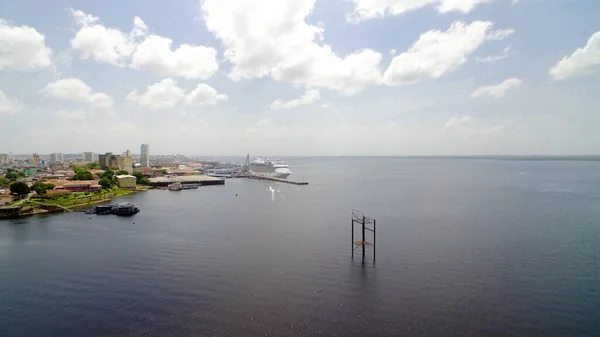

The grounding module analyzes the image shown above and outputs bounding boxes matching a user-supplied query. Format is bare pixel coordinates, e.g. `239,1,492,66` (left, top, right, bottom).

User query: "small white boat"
168,182,183,191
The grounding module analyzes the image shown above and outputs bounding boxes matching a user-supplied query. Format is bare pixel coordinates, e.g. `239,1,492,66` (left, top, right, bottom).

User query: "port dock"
148,175,225,187
242,174,308,185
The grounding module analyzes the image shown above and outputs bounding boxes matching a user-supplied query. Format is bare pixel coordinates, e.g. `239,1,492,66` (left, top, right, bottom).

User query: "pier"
0,206,22,218
148,175,225,187
242,174,309,185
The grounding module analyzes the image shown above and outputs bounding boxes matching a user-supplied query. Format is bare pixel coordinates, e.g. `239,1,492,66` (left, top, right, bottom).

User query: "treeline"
72,165,149,188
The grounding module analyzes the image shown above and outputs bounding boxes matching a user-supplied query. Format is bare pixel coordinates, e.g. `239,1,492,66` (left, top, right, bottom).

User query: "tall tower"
141,143,150,167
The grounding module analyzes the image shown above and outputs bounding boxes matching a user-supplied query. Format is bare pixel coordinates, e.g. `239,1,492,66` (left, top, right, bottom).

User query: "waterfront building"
115,175,136,189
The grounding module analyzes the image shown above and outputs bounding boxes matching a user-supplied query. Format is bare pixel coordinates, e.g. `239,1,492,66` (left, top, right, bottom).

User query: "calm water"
1,158,600,336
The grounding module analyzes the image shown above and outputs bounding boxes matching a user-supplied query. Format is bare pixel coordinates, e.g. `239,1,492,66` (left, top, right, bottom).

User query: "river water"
1,157,600,336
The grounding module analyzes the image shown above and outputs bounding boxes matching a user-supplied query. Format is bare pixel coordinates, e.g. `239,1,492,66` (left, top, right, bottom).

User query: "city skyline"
1,0,599,156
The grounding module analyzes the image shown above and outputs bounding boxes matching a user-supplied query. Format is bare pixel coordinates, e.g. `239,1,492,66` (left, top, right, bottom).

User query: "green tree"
132,171,144,182
16,171,26,178
101,168,114,180
0,176,10,186
31,182,56,195
85,162,101,169
5,172,16,180
73,171,94,181
10,182,30,198
132,171,150,185
161,169,168,174
99,177,112,190
116,170,129,176
72,165,86,174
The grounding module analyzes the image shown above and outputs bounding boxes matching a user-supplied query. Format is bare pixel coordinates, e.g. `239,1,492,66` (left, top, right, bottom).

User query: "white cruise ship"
248,157,292,179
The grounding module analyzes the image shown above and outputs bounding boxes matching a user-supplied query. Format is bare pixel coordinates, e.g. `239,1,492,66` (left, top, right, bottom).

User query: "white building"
0,154,7,165
82,152,94,162
50,153,64,163
141,143,150,167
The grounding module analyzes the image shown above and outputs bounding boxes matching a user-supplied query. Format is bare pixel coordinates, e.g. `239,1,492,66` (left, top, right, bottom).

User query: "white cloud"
471,78,523,99
269,89,320,110
444,115,504,136
201,0,383,94
384,21,514,85
69,9,146,66
131,35,218,79
55,109,85,120
475,125,504,135
381,122,397,131
128,79,226,110
549,31,600,80
70,9,218,79
127,78,185,110
0,89,24,115
0,18,52,70
444,115,473,129
389,49,397,55
347,0,494,23
110,122,137,132
185,83,228,105
476,45,512,63
41,78,113,109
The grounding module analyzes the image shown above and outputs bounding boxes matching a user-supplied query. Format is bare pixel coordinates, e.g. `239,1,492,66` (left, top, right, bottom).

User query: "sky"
0,0,599,156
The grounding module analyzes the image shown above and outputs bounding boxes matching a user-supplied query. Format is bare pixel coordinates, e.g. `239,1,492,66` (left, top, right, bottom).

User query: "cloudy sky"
1,0,599,156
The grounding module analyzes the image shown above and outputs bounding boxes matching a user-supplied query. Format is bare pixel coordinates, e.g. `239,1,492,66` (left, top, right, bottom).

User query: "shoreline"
3,187,150,219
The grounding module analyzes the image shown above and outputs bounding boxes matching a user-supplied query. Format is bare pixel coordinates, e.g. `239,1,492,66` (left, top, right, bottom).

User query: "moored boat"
168,182,183,191
94,205,114,215
86,203,139,216
112,203,140,216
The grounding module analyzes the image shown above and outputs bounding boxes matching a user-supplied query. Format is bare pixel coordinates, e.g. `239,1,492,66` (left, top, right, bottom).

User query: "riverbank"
3,186,151,218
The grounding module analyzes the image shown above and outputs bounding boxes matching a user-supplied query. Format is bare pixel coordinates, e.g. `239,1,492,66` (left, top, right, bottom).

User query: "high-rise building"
82,152,94,162
0,153,8,165
141,143,150,167
98,153,110,168
50,153,64,163
118,150,133,174
32,153,41,164
99,152,119,169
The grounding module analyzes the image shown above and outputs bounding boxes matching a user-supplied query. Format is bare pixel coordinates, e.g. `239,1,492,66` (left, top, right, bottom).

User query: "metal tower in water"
351,210,376,265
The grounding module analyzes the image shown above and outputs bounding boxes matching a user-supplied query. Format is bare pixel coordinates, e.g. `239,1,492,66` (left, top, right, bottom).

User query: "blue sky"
0,0,599,156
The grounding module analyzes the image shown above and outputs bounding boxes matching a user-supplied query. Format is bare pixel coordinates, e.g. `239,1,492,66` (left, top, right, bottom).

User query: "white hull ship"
248,157,292,179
